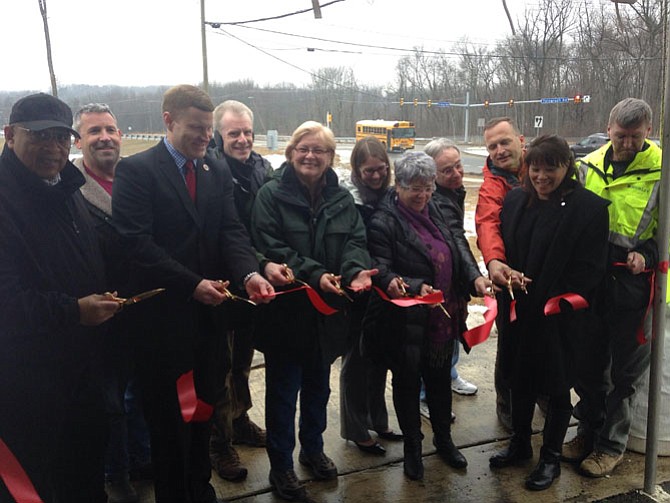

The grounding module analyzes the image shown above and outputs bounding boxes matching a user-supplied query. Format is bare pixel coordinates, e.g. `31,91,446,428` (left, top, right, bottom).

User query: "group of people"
0,86,662,503
478,100,661,491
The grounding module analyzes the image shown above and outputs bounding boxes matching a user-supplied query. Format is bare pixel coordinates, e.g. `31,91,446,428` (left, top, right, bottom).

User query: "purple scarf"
397,199,459,366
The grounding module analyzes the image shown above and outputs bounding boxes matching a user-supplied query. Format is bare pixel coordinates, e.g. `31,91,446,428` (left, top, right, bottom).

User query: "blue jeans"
450,342,460,380
264,352,331,471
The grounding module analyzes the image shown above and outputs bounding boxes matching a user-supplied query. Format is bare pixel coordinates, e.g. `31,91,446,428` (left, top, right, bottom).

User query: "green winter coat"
251,162,371,363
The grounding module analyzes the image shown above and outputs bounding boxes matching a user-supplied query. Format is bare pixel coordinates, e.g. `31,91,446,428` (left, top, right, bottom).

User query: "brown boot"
232,413,266,447
211,442,248,482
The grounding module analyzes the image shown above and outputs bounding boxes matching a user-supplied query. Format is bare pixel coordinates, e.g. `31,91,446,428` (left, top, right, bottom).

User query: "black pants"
0,361,107,503
391,339,455,444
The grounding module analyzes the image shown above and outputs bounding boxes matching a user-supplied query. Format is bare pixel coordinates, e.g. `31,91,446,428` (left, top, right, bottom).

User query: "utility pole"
200,0,209,93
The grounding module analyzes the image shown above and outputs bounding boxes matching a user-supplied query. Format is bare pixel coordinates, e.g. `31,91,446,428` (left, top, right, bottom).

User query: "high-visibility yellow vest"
577,140,664,300
578,140,662,248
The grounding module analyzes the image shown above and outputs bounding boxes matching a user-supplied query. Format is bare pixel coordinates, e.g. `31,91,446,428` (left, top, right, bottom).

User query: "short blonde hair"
285,121,336,161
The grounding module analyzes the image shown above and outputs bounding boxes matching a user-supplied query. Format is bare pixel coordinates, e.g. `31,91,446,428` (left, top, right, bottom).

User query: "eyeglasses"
16,126,71,146
295,146,331,156
361,165,389,177
401,185,435,194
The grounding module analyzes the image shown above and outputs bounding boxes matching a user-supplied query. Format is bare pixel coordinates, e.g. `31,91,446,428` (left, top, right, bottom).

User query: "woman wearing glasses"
251,121,376,502
339,136,403,456
363,151,479,480
488,135,609,491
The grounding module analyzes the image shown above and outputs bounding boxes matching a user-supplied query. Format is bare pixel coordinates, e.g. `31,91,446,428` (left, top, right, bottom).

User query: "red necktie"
184,160,196,202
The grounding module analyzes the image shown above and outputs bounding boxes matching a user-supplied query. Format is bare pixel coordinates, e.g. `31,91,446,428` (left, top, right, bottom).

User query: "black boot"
403,436,424,481
433,436,467,469
525,447,560,490
489,435,533,468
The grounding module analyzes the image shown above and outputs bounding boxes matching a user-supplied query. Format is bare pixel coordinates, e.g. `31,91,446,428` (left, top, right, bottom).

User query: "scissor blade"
124,288,166,305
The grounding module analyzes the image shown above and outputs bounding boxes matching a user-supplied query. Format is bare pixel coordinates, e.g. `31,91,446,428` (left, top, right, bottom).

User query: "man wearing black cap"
0,93,121,502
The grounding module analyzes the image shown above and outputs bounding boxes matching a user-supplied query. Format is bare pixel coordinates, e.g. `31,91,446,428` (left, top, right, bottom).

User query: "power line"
206,0,346,26
211,28,386,99
224,22,662,63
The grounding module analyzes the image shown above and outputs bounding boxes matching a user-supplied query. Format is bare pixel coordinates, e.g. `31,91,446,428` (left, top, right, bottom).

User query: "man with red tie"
113,84,274,503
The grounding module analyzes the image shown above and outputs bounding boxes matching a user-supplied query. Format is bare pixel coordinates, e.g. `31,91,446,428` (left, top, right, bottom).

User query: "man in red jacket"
475,117,526,430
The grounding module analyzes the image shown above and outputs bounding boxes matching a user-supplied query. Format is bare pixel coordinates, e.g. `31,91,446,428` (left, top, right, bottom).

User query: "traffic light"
484,99,490,108
427,99,432,108
400,98,404,107
413,98,418,107
508,99,514,107
574,95,582,104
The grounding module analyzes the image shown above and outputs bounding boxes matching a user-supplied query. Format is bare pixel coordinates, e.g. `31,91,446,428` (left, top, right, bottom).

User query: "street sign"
540,97,570,104
583,95,591,103
534,116,544,128
435,101,450,107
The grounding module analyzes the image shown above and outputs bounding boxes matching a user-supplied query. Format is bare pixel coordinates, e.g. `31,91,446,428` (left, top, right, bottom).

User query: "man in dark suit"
112,84,274,503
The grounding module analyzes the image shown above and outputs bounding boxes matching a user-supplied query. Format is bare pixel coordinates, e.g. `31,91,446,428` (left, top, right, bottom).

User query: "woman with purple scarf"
363,151,477,481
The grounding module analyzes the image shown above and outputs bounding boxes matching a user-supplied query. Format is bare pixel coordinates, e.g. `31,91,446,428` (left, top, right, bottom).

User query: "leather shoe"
434,437,467,469
298,449,338,480
525,452,561,490
376,429,404,441
269,469,316,502
403,441,424,480
489,437,532,468
355,440,386,456
210,443,247,482
232,413,266,447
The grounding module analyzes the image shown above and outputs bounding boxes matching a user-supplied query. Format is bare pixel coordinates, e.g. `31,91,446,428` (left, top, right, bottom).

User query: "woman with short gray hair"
363,151,478,480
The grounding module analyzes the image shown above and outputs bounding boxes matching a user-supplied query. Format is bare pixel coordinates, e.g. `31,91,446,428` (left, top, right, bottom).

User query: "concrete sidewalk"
133,332,670,503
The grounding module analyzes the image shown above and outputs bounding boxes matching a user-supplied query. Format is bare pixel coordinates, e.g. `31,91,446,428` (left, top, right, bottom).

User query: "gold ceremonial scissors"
396,276,409,297
329,273,354,302
107,288,165,306
217,281,257,306
506,275,515,300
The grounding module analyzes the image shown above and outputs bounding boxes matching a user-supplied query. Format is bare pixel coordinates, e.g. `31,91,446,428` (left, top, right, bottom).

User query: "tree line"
1,0,665,142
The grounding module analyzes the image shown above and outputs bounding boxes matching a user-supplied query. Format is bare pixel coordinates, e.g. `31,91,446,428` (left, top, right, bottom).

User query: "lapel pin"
203,163,210,171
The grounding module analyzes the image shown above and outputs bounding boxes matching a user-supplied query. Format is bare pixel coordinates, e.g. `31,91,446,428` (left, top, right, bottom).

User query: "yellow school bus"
355,120,416,152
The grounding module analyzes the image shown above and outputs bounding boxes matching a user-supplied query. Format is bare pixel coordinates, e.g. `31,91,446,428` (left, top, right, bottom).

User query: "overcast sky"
3,0,536,93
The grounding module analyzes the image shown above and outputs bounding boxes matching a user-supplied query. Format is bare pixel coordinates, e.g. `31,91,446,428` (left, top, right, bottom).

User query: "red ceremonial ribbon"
462,295,498,347
0,438,44,503
509,300,517,323
372,286,445,307
543,293,589,316
176,370,213,423
613,262,655,345
256,284,339,315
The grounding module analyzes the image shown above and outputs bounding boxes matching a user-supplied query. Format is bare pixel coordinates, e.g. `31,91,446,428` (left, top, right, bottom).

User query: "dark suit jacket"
112,140,259,391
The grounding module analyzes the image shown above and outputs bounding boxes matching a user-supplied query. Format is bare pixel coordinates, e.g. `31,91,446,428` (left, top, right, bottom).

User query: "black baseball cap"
9,93,80,138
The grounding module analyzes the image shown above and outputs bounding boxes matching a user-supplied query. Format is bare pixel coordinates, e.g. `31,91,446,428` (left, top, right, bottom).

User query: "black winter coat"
362,190,472,367
0,146,106,372
498,184,609,394
432,185,482,300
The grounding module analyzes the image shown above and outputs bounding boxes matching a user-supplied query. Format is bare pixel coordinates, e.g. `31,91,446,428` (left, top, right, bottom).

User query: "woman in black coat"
488,135,610,491
363,152,482,481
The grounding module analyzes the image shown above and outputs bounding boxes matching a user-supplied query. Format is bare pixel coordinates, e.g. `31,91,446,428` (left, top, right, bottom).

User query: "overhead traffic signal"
484,99,490,108
508,99,514,107
427,99,432,108
413,98,418,107
574,95,582,104
400,98,404,107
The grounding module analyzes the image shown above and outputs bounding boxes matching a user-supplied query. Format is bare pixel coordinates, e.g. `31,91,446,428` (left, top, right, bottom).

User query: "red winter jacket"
475,159,524,266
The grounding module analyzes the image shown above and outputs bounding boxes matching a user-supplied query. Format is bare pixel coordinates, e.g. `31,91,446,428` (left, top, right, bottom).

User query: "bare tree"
37,0,58,96
502,0,516,36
